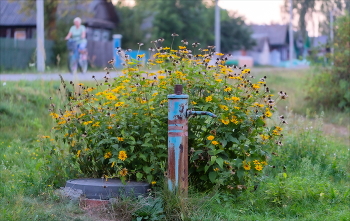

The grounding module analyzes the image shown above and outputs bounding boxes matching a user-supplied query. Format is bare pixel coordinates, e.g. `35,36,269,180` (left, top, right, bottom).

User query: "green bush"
307,14,350,112
49,38,287,193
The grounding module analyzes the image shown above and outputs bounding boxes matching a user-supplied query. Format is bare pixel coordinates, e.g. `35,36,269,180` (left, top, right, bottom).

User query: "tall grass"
0,76,349,221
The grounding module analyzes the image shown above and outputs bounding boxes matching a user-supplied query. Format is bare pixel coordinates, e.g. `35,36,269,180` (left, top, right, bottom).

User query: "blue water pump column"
113,34,122,68
167,85,216,195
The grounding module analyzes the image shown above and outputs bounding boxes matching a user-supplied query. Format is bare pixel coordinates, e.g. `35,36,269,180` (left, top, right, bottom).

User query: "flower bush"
50,37,287,192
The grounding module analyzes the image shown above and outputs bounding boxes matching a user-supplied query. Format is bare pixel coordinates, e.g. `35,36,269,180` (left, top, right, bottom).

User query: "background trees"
115,0,254,52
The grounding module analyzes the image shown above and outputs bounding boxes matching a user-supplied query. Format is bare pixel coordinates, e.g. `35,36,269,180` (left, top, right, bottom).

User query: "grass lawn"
0,69,349,220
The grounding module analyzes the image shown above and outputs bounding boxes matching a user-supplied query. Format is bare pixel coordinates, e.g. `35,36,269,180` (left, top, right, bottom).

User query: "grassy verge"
0,74,349,220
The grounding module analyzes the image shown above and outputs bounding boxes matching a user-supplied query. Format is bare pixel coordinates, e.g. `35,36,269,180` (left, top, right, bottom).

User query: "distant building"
247,25,292,66
0,0,119,41
0,0,119,68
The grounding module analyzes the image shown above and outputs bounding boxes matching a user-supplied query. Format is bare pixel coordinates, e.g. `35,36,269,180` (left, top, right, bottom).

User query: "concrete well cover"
66,178,150,200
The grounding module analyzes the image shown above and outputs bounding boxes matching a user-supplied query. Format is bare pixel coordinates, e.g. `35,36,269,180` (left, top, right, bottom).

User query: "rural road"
0,67,307,82
0,71,122,82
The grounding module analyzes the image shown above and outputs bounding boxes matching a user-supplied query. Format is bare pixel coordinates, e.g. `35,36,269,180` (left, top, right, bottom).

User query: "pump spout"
187,110,217,118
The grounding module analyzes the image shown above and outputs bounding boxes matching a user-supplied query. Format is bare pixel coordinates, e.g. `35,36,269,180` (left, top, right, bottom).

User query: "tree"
12,0,89,40
283,0,349,38
307,13,350,112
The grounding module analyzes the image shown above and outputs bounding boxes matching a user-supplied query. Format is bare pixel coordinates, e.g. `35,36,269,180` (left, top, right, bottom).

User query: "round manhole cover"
66,178,150,200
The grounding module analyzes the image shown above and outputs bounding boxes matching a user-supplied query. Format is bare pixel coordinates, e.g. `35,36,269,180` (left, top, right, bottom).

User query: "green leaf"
204,165,210,173
136,172,143,181
209,156,217,166
143,166,151,173
146,175,153,183
208,171,217,183
216,157,224,169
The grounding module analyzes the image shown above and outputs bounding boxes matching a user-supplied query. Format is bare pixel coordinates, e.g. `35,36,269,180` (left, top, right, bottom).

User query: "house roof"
250,25,288,46
251,35,269,52
0,0,119,29
0,0,36,26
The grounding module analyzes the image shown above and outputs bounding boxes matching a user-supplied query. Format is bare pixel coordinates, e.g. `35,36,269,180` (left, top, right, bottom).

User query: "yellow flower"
117,137,124,141
82,121,92,125
255,164,263,171
212,141,219,145
151,181,157,185
272,130,280,135
243,163,251,170
275,126,283,131
118,150,127,161
137,54,145,58
261,161,268,165
104,151,112,159
115,102,125,107
158,75,165,80
253,160,260,165
252,84,260,89
260,134,270,140
224,87,232,92
58,120,66,125
92,122,100,127
213,168,220,172
231,97,240,102
179,46,186,49
205,96,213,102
111,162,115,167
221,119,230,125
119,168,128,176
207,135,215,141
191,101,197,105
76,150,81,158
50,113,59,119
219,105,229,111
265,111,272,118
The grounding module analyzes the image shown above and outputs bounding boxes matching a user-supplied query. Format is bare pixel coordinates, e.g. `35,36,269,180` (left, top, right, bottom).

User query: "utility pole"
330,8,334,56
289,0,293,63
215,0,220,53
36,0,45,72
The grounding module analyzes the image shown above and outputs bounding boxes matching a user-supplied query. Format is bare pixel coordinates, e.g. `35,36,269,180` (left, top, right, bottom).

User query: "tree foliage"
307,13,350,112
115,0,254,52
283,0,350,37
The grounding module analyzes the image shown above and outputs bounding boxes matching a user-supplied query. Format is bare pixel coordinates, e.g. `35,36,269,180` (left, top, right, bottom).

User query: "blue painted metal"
187,110,217,118
167,85,216,195
168,92,188,193
113,34,122,68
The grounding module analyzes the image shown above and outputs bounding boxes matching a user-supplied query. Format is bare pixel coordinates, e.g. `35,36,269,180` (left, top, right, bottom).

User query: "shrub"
50,37,287,192
307,13,350,112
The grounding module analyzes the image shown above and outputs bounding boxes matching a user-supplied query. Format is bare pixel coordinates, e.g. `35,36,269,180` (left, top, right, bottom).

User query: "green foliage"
114,2,151,50
50,39,287,192
307,14,350,112
0,81,59,142
0,72,349,220
284,0,349,37
115,0,253,52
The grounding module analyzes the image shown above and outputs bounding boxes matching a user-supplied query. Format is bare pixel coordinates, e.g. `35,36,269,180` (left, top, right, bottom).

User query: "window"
14,30,26,40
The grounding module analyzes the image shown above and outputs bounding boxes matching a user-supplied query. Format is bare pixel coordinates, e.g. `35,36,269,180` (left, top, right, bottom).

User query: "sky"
113,0,321,36
218,0,285,24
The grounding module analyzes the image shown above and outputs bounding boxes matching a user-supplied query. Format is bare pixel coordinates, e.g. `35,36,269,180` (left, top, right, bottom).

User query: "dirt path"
0,71,120,82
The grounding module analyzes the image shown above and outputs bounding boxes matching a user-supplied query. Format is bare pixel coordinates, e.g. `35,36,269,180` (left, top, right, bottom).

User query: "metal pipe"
187,110,217,118
168,85,189,195
167,85,216,195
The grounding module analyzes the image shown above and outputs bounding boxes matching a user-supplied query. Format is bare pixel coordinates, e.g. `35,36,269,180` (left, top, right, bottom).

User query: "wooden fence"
87,40,114,69
0,38,54,70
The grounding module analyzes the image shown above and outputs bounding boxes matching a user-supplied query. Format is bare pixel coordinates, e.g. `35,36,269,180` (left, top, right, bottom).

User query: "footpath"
0,71,122,82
